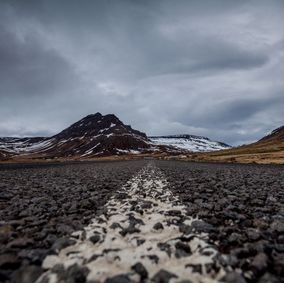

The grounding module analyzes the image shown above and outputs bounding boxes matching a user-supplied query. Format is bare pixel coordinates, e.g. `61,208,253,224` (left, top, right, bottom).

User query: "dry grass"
0,152,169,164
182,140,284,164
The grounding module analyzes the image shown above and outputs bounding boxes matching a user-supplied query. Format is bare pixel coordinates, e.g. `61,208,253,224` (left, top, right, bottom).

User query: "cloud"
0,0,283,145
0,26,77,99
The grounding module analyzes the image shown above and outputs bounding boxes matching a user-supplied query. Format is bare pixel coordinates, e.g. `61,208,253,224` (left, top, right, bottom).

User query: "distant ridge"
149,134,231,152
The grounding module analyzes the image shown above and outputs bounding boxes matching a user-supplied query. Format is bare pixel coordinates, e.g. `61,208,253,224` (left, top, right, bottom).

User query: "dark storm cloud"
0,0,283,144
179,95,284,127
0,25,76,98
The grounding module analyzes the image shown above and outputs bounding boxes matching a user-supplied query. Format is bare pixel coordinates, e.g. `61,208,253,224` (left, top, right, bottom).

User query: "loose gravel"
0,161,145,282
157,161,284,283
0,160,283,283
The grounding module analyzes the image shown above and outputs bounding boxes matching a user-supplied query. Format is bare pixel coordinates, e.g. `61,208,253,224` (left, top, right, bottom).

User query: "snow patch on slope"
150,135,230,152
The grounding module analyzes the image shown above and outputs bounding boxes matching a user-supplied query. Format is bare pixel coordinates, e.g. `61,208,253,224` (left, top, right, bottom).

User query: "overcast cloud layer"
0,0,284,145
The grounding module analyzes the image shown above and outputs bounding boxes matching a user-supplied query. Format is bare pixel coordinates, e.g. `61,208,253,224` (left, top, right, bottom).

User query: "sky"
0,0,283,145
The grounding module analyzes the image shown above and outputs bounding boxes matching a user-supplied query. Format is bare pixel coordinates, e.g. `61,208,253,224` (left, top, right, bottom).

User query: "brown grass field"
184,138,284,164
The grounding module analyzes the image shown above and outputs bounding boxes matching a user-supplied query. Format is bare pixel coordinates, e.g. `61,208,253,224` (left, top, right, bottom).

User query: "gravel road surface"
0,160,283,283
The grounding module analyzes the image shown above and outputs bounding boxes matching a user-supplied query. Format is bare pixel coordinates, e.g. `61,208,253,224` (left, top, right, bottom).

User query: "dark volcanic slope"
258,125,284,143
157,161,284,282
45,113,150,157
0,161,146,282
0,113,152,158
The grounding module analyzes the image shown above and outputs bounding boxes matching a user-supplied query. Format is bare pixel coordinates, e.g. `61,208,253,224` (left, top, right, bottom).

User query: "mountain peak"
85,112,102,118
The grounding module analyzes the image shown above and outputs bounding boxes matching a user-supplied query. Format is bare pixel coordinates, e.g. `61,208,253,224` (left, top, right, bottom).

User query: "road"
0,160,283,283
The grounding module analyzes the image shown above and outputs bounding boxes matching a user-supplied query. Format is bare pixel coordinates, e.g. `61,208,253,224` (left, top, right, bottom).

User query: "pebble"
153,222,164,230
11,265,43,283
221,272,246,283
152,269,178,283
52,238,76,253
0,254,20,269
105,274,131,283
89,234,100,244
131,262,148,279
251,253,268,273
7,237,34,248
191,220,215,233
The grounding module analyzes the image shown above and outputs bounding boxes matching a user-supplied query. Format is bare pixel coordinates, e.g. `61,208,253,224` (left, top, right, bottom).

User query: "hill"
150,135,230,152
190,125,284,164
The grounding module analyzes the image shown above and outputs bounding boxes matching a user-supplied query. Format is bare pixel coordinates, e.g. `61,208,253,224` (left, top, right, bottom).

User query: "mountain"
0,113,155,159
235,125,284,153
193,125,284,164
150,134,231,152
41,113,152,157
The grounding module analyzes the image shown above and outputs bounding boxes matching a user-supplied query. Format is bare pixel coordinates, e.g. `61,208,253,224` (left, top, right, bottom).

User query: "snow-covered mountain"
150,134,231,152
0,137,51,154
0,113,156,158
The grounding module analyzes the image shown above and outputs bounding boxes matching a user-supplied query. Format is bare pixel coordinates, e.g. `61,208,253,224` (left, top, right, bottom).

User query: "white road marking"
37,163,226,283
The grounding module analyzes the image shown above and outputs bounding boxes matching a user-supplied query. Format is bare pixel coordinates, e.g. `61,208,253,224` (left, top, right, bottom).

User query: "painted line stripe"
37,163,227,283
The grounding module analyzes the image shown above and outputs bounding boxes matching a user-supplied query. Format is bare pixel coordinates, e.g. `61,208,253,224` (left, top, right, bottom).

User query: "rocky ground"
0,160,283,283
158,161,284,283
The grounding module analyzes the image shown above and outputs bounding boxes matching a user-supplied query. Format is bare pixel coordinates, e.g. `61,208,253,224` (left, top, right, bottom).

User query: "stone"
258,272,280,283
11,265,43,283
0,254,20,269
157,242,171,257
191,220,215,233
271,220,284,233
89,234,100,244
105,274,131,283
221,272,246,283
228,233,243,244
110,222,122,229
66,264,89,283
7,237,34,248
179,224,192,235
147,255,159,264
119,225,140,237
153,222,164,230
166,210,182,217
131,262,148,279
246,228,261,241
52,238,76,252
185,264,202,273
18,249,48,264
175,241,192,258
152,269,178,283
251,253,268,273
